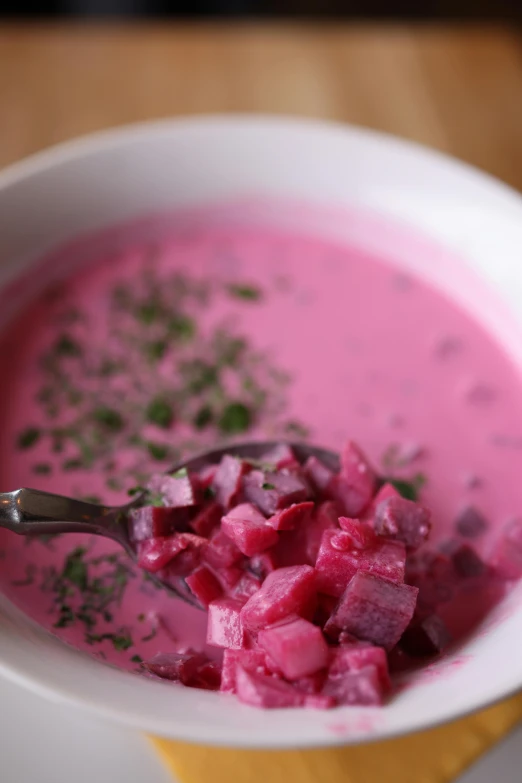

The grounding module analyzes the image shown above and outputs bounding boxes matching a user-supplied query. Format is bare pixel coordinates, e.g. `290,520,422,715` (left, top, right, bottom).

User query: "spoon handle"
0,488,122,537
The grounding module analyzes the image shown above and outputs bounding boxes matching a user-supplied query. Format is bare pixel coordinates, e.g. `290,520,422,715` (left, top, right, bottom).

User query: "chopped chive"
147,441,169,461
172,467,188,479
262,482,275,490
54,334,82,357
62,458,84,471
144,339,167,362
193,405,213,430
146,397,174,429
218,402,251,434
17,427,41,450
93,407,124,432
33,462,52,475
112,633,133,651
131,654,143,663
227,283,262,301
167,314,195,341
136,301,161,325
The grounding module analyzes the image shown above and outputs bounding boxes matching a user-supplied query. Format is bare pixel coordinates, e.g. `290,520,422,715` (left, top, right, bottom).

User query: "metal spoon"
0,441,339,606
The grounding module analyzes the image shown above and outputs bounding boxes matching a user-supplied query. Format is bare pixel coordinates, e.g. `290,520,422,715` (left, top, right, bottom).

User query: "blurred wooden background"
1,24,522,189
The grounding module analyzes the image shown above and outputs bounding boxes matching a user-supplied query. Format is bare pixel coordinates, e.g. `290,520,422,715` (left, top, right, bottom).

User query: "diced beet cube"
315,529,406,597
336,440,377,515
490,518,522,579
454,506,488,538
232,572,263,601
329,644,390,692
248,551,278,580
406,549,455,614
338,517,376,550
293,670,327,694
207,598,247,649
243,469,310,516
373,496,431,550
128,506,181,542
325,571,418,650
147,471,199,508
304,456,335,493
220,649,267,693
235,666,306,708
400,614,451,657
258,617,329,679
365,482,401,521
222,503,278,556
304,501,339,563
241,565,317,631
161,535,208,577
215,564,244,590
198,464,217,488
314,593,338,627
185,566,223,607
141,651,207,684
190,502,222,537
261,444,299,470
267,501,315,531
212,455,250,509
204,529,244,568
338,631,361,646
137,533,207,573
451,544,487,578
190,660,222,691
323,665,383,706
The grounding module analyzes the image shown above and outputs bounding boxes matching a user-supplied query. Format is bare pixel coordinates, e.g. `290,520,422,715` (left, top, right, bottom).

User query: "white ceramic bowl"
1,116,522,748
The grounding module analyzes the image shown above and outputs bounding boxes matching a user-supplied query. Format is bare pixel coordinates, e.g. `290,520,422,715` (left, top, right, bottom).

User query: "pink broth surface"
0,205,521,675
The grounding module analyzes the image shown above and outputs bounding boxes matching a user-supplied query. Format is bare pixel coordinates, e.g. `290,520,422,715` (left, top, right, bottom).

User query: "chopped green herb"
127,485,146,497
33,462,52,475
167,314,195,341
180,360,219,395
172,467,188,479
144,339,167,362
136,301,161,325
131,654,143,663
106,476,123,492
54,604,75,628
203,486,215,500
385,473,427,502
147,441,169,461
54,334,82,357
93,407,124,432
227,283,262,301
262,482,276,490
146,397,174,429
112,633,133,651
62,458,84,471
193,405,214,430
17,427,41,450
62,547,88,591
218,402,252,434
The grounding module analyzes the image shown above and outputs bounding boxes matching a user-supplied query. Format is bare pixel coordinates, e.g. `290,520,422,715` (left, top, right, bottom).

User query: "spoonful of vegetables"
0,440,425,608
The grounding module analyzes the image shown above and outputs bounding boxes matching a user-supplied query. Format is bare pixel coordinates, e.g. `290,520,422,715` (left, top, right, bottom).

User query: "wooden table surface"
1,23,522,190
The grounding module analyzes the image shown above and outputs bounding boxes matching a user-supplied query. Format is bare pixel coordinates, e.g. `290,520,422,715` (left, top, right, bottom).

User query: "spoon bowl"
0,441,339,605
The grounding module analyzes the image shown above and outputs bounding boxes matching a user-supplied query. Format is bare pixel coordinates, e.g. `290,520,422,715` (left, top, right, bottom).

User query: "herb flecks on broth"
15,262,307,495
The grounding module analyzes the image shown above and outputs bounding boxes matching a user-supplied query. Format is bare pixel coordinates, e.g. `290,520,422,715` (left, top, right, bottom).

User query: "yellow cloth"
150,693,522,783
